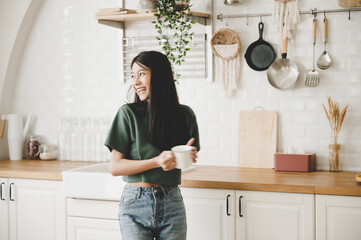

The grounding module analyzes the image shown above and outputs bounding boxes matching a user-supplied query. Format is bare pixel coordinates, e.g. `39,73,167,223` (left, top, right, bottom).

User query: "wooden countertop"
0,159,94,180
1,160,360,196
181,165,361,197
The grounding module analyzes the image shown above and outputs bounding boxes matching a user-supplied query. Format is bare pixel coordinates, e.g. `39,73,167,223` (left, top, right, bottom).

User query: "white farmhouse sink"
62,163,125,201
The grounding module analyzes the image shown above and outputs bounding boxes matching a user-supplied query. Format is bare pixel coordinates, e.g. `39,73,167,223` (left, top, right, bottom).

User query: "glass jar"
26,135,41,160
39,145,58,160
329,143,341,172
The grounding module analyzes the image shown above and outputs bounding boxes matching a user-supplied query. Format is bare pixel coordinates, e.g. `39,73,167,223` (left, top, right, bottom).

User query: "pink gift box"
274,153,316,172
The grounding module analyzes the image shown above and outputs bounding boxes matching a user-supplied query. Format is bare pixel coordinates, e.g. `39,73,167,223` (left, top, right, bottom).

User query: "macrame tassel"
273,0,300,39
215,55,241,97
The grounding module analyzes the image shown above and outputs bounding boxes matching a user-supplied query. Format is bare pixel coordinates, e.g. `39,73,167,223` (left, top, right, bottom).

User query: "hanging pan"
244,22,276,71
267,29,299,90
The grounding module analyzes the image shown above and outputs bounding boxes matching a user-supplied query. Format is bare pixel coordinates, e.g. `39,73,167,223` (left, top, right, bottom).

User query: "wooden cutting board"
238,110,277,168
338,0,361,7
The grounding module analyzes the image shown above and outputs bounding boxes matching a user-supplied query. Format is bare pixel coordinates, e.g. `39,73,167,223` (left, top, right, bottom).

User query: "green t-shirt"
105,103,200,185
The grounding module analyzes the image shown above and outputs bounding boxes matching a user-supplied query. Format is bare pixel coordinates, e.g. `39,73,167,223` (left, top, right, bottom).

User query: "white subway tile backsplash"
293,113,320,125
341,154,361,171
340,141,361,154
280,127,307,138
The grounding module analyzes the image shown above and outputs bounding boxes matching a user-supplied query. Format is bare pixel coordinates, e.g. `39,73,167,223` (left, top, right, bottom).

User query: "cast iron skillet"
244,22,276,71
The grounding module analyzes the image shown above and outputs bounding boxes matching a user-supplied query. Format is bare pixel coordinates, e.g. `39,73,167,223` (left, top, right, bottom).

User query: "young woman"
105,51,200,240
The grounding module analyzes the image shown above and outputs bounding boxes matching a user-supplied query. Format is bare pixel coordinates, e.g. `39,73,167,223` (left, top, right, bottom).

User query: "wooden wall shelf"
96,11,211,29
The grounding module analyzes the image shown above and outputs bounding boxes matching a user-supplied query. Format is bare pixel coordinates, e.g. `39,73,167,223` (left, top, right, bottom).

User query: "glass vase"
328,143,340,172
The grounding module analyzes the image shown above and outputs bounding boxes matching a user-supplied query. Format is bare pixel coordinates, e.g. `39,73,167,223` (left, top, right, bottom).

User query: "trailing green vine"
152,0,195,81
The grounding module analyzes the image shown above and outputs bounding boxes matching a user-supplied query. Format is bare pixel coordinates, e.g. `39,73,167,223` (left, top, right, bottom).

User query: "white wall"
1,0,360,170
0,0,44,157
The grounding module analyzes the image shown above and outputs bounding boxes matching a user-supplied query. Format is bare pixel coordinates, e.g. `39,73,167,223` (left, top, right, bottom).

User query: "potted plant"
152,0,195,81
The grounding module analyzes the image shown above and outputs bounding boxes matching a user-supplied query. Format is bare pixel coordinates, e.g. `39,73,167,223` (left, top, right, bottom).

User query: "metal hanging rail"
217,7,361,21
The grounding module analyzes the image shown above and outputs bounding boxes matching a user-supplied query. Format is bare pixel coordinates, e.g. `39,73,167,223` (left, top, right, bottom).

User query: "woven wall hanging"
211,28,242,97
273,0,300,39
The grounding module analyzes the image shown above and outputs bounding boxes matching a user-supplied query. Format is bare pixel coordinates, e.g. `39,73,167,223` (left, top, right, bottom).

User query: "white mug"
171,145,192,169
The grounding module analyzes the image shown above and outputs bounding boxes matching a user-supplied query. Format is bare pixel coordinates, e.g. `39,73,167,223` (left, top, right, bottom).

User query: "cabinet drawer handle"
226,194,231,216
239,195,243,217
0,182,5,201
10,183,14,201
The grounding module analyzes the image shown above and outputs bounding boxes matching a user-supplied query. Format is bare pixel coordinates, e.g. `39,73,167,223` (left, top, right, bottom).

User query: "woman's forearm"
110,156,159,176
109,148,185,176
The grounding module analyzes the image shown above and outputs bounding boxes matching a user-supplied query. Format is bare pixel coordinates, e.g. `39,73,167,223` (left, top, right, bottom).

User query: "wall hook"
348,8,351,20
311,8,317,18
324,11,326,18
226,16,229,27
260,14,263,23
246,15,249,25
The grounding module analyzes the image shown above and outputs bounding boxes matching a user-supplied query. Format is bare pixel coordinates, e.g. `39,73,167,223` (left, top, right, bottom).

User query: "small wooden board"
238,110,277,168
338,0,361,7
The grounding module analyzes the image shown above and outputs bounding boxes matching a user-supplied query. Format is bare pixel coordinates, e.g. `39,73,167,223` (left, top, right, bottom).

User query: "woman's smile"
132,62,151,101
136,87,146,94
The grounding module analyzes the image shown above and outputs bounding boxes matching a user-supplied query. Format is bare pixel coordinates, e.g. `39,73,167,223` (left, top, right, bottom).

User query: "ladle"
317,16,332,70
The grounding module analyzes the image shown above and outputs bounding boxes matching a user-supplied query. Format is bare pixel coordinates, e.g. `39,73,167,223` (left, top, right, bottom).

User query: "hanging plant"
152,0,195,81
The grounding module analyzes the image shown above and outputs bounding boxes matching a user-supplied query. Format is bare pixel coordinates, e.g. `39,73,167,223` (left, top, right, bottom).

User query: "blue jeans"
118,185,187,240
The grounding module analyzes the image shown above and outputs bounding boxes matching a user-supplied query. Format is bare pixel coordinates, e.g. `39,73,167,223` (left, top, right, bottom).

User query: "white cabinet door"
316,194,361,240
236,190,314,240
8,178,66,240
0,178,10,240
181,187,235,240
68,217,122,240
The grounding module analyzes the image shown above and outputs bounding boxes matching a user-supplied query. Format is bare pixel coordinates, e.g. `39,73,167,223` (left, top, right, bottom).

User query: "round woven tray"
211,28,242,60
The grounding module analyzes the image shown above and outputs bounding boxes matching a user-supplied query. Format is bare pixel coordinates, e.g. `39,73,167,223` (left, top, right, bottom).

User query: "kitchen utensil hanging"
317,15,332,70
267,27,299,90
211,28,242,97
273,0,300,39
244,22,276,71
305,18,320,87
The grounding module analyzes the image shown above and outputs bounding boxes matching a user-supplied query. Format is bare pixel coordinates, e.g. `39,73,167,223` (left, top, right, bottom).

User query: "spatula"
305,18,320,87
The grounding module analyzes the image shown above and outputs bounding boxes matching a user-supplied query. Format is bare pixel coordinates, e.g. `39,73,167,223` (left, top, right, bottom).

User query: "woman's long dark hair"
130,51,189,150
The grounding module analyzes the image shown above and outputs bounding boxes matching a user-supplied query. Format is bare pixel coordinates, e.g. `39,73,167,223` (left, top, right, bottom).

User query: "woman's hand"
156,138,198,171
186,138,198,163
157,151,176,171
190,146,198,163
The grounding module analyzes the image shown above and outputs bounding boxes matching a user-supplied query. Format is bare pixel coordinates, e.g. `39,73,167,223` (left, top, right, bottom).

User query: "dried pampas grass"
322,96,349,144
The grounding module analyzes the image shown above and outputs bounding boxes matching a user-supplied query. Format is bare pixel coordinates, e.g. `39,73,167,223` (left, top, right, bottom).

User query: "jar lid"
28,135,41,140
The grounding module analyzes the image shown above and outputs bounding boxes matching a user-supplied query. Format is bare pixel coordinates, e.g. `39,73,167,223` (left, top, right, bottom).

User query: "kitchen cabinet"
316,194,361,240
64,187,361,240
0,177,66,240
0,178,10,240
181,187,314,240
68,217,121,240
66,188,236,240
66,198,122,240
236,190,314,240
181,187,235,240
